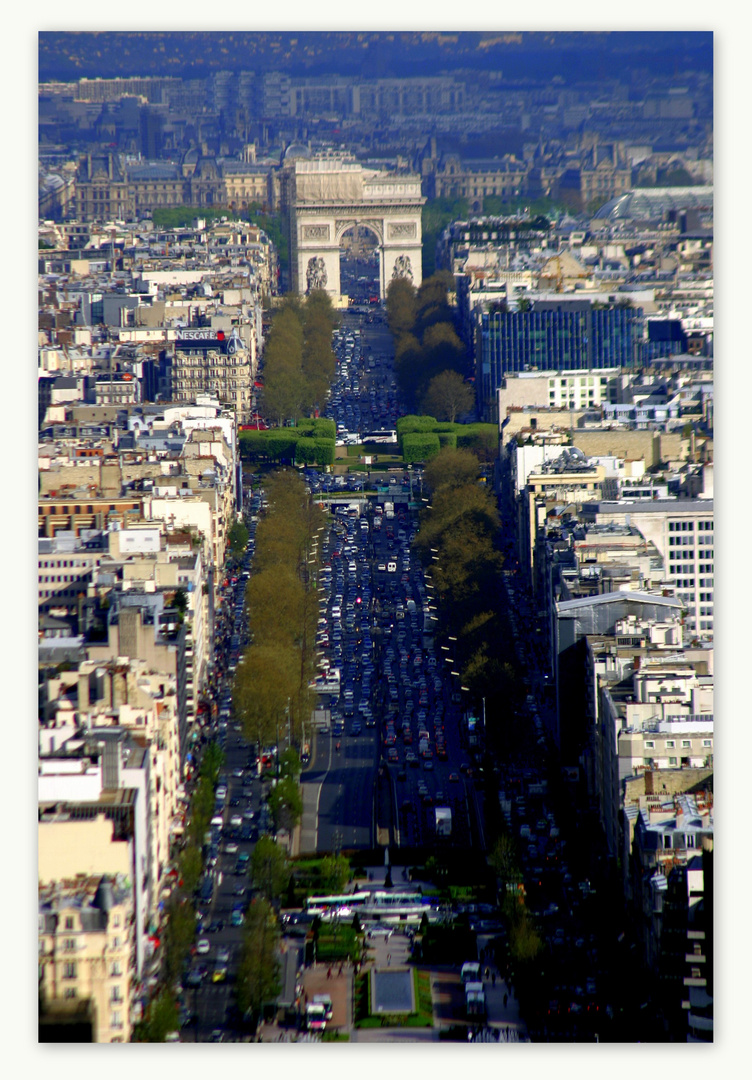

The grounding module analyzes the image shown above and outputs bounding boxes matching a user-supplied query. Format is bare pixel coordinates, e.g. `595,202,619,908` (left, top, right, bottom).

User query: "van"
313,994,333,1022
461,962,481,985
306,1002,327,1031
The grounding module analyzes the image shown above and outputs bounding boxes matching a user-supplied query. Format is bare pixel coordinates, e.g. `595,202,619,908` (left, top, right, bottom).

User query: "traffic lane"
315,747,377,849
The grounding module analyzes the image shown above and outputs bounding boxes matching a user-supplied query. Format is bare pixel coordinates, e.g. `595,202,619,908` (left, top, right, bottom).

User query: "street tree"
423,446,480,493
251,835,291,902
232,643,300,749
422,369,475,423
199,741,225,786
267,776,303,832
320,853,351,892
133,987,179,1042
236,899,281,1028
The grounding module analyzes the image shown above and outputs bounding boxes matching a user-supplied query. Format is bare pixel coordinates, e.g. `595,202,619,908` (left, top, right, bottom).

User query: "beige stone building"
172,330,254,422
39,874,135,1042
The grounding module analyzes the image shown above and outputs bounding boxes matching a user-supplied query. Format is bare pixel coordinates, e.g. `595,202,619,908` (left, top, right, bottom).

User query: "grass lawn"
316,925,360,962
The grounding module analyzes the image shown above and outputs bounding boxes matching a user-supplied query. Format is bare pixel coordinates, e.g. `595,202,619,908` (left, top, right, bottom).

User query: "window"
111,1010,122,1030
65,917,74,930
665,740,675,748
111,962,122,977
63,962,77,979
681,740,691,748
63,938,76,951
644,740,655,749
669,757,678,766
702,739,712,748
64,988,77,999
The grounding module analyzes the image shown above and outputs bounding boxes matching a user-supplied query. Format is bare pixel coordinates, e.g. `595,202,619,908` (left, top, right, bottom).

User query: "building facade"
171,329,254,422
476,300,644,418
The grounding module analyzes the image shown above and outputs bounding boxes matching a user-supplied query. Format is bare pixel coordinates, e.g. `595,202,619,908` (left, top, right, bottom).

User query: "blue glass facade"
476,304,644,417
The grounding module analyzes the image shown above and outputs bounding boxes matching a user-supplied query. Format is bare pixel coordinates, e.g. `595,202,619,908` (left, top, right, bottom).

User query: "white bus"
362,429,397,444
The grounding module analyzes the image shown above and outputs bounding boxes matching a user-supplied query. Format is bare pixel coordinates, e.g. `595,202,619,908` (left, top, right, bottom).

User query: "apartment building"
552,590,684,765
628,791,713,986
39,874,134,1042
38,494,144,538
42,656,182,894
591,499,714,640
593,645,713,860
172,329,254,423
38,530,108,618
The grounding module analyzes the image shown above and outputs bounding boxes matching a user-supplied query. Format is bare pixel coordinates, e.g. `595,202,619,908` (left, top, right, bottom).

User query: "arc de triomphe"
287,157,425,299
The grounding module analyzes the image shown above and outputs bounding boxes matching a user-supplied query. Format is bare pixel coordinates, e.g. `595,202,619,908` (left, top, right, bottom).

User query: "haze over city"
34,27,716,1054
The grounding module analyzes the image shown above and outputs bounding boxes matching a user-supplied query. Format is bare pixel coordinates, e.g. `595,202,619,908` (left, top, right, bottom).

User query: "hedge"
239,429,334,464
402,433,441,463
437,432,457,449
297,418,336,440
455,427,498,454
396,415,439,437
294,438,335,466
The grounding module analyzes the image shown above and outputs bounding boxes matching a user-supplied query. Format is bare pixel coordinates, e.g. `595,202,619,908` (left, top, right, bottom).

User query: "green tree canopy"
251,835,291,902
421,370,475,423
133,987,179,1042
199,741,226,786
320,853,351,893
423,446,481,493
227,516,249,555
236,899,281,1025
267,776,303,832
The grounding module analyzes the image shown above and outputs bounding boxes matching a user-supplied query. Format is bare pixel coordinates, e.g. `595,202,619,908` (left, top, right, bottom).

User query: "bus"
362,429,397,445
304,889,439,924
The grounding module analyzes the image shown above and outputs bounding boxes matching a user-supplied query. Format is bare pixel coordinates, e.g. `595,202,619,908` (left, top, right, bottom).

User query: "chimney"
78,670,90,710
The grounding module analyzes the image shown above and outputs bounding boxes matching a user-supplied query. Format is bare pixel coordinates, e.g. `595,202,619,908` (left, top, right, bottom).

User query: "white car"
196,939,210,955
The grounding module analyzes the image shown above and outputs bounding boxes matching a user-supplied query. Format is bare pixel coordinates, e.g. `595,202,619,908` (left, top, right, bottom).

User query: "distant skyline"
39,30,713,84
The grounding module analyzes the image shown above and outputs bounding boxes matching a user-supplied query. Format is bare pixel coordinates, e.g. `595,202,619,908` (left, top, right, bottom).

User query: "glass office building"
475,300,644,418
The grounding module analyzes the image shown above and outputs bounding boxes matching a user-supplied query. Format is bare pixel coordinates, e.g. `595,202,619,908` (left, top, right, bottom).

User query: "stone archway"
287,156,425,300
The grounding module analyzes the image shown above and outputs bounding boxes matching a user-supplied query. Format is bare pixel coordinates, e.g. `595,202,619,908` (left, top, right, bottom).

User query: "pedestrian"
503,992,508,1008
327,966,332,979
492,972,496,987
387,953,391,965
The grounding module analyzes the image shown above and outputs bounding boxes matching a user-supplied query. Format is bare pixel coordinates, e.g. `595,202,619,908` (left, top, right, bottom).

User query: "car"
212,966,227,983
225,841,239,855
230,910,244,927
230,815,243,828
196,939,210,955
216,947,231,965
185,968,204,988
448,772,460,783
